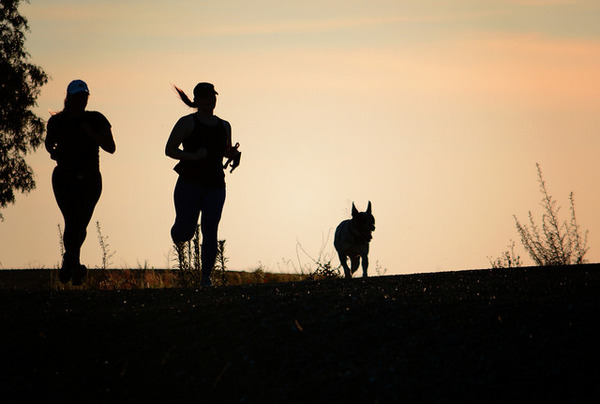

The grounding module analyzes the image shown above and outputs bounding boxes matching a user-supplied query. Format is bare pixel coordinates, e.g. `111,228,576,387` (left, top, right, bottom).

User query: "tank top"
174,114,227,188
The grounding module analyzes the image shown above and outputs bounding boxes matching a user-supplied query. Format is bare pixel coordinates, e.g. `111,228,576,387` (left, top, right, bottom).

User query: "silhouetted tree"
0,0,48,220
514,163,589,266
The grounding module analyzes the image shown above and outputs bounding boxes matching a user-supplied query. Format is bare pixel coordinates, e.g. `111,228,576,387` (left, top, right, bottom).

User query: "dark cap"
67,79,89,95
193,82,218,98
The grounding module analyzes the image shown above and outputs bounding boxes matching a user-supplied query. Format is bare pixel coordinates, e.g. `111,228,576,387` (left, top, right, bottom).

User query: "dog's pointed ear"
352,202,358,217
367,201,372,214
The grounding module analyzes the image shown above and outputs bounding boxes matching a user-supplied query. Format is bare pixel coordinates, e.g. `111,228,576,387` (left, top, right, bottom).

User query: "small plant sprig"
172,225,207,287
295,230,342,279
374,260,388,276
489,240,522,269
214,240,229,285
57,224,65,258
96,221,116,270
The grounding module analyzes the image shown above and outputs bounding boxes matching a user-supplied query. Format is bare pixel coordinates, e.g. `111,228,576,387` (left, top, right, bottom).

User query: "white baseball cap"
67,79,90,95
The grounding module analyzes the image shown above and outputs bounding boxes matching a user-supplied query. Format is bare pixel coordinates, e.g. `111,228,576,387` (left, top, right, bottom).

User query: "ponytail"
173,85,196,108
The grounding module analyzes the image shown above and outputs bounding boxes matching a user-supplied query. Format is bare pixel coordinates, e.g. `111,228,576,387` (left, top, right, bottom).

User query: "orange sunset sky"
1,0,599,274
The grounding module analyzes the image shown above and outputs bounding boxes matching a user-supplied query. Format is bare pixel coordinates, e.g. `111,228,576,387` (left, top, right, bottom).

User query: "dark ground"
1,265,599,403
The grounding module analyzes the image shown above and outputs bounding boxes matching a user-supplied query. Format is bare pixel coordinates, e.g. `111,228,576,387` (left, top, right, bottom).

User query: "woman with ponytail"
165,82,241,286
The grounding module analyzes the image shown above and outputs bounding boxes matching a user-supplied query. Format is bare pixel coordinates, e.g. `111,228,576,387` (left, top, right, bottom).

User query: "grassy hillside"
0,268,309,290
1,264,599,402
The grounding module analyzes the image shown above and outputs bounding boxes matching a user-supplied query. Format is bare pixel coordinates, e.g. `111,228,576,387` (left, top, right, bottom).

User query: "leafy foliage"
0,0,48,219
514,164,589,266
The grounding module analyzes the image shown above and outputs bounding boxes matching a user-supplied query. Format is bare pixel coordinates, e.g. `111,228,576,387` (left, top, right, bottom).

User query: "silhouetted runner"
166,82,241,287
45,80,116,285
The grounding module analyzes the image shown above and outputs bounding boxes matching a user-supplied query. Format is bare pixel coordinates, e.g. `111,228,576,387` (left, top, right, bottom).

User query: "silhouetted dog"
334,201,375,278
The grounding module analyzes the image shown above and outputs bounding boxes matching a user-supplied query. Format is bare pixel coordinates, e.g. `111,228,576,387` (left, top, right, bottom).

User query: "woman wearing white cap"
166,82,241,286
45,80,116,285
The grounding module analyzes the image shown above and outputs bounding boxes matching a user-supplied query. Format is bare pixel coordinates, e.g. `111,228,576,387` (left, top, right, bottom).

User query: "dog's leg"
350,256,360,276
338,252,352,279
361,254,369,278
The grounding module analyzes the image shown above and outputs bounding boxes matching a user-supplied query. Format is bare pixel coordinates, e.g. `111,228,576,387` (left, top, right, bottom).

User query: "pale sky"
1,0,599,274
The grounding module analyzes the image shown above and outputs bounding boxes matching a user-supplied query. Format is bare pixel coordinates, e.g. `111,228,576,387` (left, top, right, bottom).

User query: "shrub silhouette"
514,164,589,266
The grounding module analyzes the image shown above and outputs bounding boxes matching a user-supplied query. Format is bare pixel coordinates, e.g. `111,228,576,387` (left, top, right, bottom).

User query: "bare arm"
165,116,207,161
221,120,237,158
221,119,242,172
